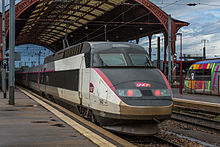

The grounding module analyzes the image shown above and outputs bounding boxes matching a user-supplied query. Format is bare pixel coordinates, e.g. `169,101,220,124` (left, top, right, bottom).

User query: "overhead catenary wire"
87,12,152,41
153,1,220,7
161,0,183,8
76,0,185,43
75,2,138,43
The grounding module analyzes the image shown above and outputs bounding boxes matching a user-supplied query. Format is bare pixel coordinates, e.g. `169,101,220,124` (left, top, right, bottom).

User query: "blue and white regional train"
16,42,173,135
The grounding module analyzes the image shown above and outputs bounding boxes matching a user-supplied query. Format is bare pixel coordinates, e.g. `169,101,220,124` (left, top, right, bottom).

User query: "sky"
139,0,220,60
1,0,220,67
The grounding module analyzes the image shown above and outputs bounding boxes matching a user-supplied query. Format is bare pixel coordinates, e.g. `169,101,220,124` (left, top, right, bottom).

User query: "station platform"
172,88,220,104
0,89,96,147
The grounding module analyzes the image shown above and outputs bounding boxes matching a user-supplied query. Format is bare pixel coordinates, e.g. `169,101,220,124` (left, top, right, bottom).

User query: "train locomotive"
16,42,173,135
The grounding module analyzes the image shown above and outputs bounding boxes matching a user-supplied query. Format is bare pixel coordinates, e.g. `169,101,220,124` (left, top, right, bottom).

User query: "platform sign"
2,58,8,69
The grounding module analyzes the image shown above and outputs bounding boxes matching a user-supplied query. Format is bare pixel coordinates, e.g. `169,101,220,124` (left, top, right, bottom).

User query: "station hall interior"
0,0,220,146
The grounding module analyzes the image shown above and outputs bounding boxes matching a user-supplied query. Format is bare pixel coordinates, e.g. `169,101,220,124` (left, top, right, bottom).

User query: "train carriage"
184,60,220,95
16,42,173,135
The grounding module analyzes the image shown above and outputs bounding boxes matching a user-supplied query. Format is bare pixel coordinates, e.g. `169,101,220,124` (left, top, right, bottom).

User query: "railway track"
120,134,181,147
171,111,220,133
174,105,220,116
153,135,181,147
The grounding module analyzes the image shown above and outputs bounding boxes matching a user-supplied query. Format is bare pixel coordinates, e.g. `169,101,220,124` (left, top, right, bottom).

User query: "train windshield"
92,52,152,67
91,42,152,67
129,54,151,66
99,54,127,66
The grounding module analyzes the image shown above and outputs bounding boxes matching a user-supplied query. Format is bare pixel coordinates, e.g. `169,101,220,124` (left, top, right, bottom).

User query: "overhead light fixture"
85,26,88,30
140,27,143,31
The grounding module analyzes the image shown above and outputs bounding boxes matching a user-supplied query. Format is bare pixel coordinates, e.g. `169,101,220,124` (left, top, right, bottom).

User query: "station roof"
1,0,189,52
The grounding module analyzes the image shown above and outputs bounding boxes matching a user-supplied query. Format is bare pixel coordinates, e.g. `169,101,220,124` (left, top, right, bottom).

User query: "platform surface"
0,89,97,147
172,88,220,104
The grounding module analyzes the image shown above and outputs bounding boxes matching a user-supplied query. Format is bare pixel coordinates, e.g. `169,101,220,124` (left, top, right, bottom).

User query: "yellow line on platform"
18,87,118,147
173,98,220,113
29,91,136,147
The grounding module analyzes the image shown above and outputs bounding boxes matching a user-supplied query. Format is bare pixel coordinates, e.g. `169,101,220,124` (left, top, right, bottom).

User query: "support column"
9,0,15,105
157,37,160,69
163,33,168,61
168,15,172,84
148,35,152,59
172,26,177,84
163,33,168,75
2,0,7,98
171,27,177,56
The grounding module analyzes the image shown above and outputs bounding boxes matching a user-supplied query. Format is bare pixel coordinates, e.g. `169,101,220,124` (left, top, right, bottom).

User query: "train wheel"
88,110,99,125
48,95,56,103
77,105,87,117
41,92,45,98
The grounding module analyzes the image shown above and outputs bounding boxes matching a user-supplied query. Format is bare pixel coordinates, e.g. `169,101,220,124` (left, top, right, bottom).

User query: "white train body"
16,42,173,135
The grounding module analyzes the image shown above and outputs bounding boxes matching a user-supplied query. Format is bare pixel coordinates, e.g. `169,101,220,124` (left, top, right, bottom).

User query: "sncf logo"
135,82,151,88
90,83,94,93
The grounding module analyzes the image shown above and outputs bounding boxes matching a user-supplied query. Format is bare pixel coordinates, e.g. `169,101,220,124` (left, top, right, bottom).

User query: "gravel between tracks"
159,120,220,147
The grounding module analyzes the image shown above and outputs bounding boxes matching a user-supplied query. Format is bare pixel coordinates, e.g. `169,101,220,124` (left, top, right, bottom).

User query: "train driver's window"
99,54,127,66
129,54,151,66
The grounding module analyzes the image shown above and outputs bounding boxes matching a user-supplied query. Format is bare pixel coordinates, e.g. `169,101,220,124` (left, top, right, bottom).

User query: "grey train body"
16,42,173,135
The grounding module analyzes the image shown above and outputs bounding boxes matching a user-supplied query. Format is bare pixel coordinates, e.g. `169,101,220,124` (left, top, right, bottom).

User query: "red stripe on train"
158,70,173,98
94,68,116,92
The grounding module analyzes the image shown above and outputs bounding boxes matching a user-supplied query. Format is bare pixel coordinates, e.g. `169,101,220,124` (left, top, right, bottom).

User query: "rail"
172,111,220,133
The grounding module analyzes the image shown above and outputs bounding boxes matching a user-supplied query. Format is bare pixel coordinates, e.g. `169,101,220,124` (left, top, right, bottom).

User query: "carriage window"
99,54,127,66
195,69,211,76
188,69,211,81
129,54,151,66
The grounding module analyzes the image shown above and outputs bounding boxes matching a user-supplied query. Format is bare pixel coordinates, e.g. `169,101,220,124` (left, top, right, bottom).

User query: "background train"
184,59,220,95
16,42,173,136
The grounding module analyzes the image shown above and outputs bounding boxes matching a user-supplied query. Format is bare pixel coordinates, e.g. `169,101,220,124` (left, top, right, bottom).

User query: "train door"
79,55,91,106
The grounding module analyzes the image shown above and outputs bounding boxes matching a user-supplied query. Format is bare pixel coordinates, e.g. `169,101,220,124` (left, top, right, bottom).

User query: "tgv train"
16,42,173,135
184,60,220,95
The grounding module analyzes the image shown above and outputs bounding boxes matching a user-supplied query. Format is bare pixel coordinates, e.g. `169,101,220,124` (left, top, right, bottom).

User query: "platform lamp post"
8,0,15,105
2,0,7,98
176,33,183,94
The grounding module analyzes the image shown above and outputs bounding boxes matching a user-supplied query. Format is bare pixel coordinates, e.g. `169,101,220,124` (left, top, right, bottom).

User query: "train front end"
88,42,173,135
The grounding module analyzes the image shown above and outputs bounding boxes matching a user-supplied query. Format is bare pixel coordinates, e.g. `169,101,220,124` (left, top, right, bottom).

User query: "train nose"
96,68,172,106
113,77,172,107
114,81,172,98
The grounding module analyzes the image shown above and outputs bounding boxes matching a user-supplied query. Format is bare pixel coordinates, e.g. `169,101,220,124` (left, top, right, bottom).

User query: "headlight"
115,89,142,97
152,89,171,96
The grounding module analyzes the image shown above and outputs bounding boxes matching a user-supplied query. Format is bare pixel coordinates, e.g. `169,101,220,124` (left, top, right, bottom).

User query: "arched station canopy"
0,0,189,58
